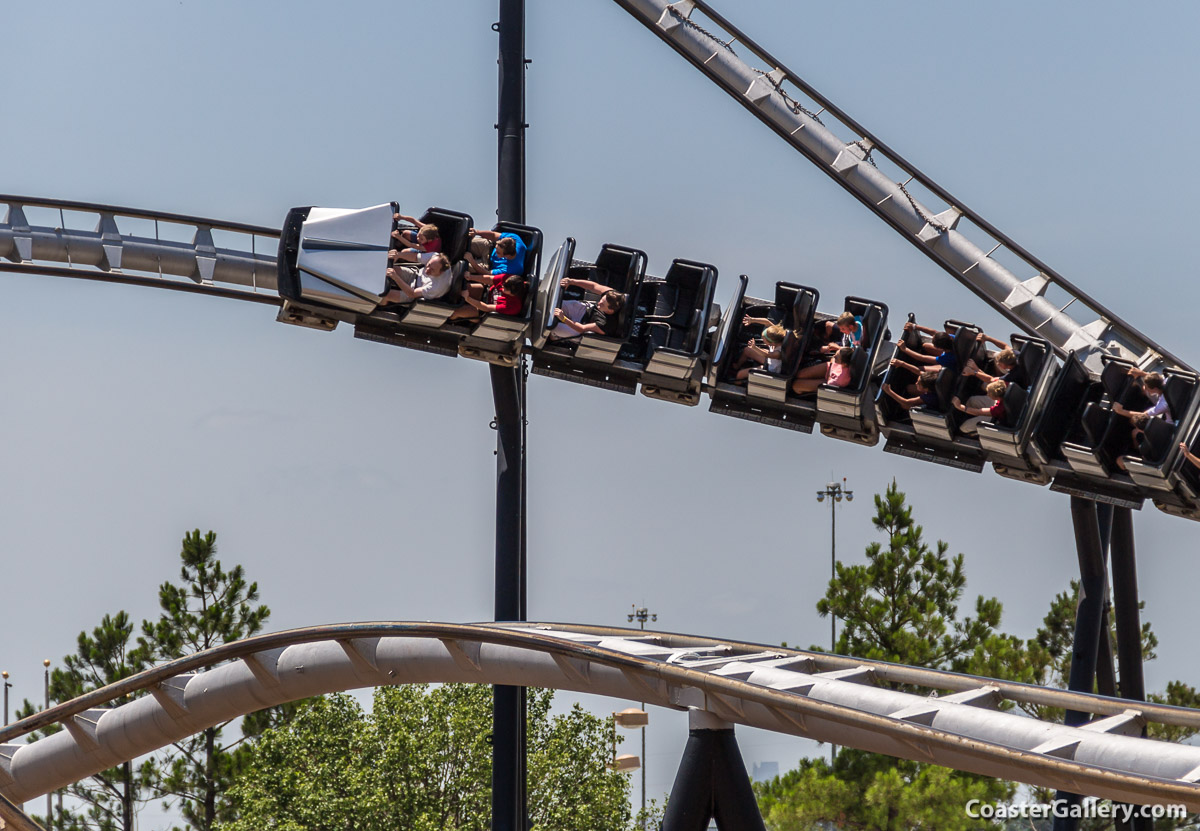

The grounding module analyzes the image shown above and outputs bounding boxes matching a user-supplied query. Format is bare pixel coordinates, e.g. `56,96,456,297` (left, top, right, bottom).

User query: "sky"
4,0,1200,819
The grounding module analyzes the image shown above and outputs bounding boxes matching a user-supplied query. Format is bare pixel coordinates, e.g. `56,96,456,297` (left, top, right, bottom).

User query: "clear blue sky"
4,0,1200,816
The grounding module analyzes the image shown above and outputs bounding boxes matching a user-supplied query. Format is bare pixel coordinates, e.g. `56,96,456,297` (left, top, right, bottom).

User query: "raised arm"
742,314,772,328
889,357,923,376
882,383,921,409
561,276,614,296
469,228,502,242
903,321,940,336
894,345,936,366
977,331,1010,351
1179,443,1200,469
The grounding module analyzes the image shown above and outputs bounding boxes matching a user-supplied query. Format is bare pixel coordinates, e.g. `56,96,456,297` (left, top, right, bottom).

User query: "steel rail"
609,0,1188,372
4,622,1200,810
7,621,1200,746
0,195,279,237
524,623,1200,729
1,196,280,298
0,262,281,307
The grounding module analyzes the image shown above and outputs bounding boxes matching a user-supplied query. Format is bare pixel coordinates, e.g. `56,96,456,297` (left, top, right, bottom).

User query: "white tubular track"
3,622,1200,816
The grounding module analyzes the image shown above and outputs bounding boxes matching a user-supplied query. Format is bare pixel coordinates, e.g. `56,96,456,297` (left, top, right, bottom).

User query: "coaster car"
530,240,718,405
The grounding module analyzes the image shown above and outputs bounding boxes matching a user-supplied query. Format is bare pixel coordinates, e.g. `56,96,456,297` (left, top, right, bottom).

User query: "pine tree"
18,613,152,831
757,481,1020,831
138,530,270,831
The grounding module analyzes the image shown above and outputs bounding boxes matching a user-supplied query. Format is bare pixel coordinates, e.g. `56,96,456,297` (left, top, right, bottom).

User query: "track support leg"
662,710,766,831
1053,497,1109,831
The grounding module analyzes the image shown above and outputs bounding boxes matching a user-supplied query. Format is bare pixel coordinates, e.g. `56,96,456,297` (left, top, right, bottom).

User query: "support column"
1110,507,1152,831
662,710,766,831
1094,503,1117,699
491,1,528,831
1052,498,1111,831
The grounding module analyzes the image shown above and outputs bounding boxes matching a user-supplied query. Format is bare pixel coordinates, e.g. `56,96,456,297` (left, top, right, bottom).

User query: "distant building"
752,760,779,782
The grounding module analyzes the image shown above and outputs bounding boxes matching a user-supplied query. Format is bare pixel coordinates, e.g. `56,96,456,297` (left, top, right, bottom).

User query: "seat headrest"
1002,383,1028,428
1101,362,1130,399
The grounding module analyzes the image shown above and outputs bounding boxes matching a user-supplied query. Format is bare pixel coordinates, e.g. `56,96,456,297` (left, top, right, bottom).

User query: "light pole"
2,671,10,725
611,708,647,773
814,480,853,651
44,659,51,831
627,605,656,827
815,479,852,768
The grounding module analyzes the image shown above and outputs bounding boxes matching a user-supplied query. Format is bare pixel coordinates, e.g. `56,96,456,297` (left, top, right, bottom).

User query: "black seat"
1138,417,1175,464
420,207,472,262
1164,373,1195,423
592,246,645,339
1080,402,1109,447
860,307,883,349
774,284,801,329
1000,383,1027,429
492,221,542,280
931,366,956,413
444,260,469,306
1012,342,1042,388
846,345,869,391
1100,361,1131,400
952,325,981,371
778,329,803,377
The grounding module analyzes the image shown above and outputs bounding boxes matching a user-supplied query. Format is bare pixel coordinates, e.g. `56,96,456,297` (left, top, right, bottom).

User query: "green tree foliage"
757,482,1018,831
18,613,153,831
759,483,1200,831
815,482,1027,681
53,612,153,831
138,530,272,831
219,685,632,831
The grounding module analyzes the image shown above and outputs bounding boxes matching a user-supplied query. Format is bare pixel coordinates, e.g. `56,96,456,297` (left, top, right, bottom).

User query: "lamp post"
44,659,51,831
814,480,853,651
627,605,656,827
2,671,10,725
815,480,852,768
612,708,648,773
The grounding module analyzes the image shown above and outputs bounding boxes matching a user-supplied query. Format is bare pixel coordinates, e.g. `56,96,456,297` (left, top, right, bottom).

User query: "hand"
976,332,986,342
560,277,572,289
393,212,401,221
1181,442,1190,453
468,227,477,237
742,314,753,327
553,307,564,320
882,383,892,393
903,321,914,332
890,358,900,367
461,288,470,298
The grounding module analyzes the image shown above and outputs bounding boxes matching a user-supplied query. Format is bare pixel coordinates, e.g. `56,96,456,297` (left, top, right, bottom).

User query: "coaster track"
2,622,1198,819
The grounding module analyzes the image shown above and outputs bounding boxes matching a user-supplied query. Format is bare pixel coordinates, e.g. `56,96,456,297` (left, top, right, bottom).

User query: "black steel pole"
1094,504,1117,699
1110,507,1152,831
1110,508,1146,703
1052,497,1109,831
492,2,528,831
